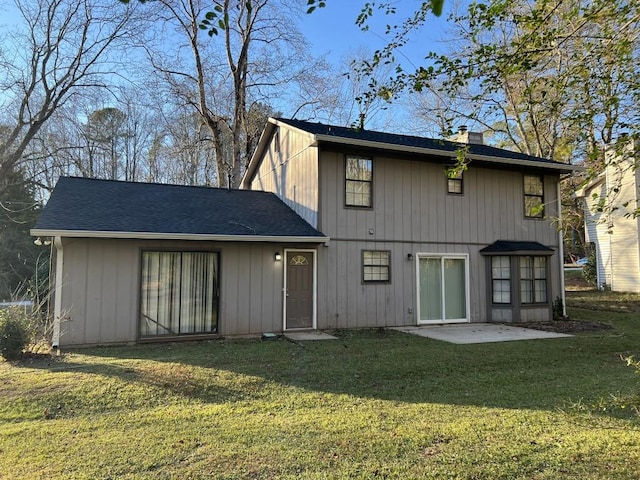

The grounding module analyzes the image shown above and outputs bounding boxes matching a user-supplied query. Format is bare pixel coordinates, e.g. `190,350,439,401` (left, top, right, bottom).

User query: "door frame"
415,253,470,325
283,248,318,331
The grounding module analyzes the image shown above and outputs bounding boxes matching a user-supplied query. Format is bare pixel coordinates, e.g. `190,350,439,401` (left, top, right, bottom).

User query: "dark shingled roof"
275,118,569,167
479,240,554,254
33,177,326,239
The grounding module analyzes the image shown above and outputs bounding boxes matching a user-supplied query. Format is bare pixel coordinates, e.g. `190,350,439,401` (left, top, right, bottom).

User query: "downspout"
557,181,567,317
52,236,63,349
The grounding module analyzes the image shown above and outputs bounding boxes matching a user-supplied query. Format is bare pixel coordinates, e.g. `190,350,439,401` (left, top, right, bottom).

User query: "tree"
348,0,640,253
0,169,42,301
142,0,323,188
0,0,143,186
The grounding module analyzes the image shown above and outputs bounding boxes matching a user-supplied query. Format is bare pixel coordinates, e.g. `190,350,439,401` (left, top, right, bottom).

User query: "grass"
1,298,640,479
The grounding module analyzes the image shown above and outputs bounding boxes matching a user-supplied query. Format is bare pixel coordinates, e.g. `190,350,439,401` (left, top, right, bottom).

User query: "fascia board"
31,229,330,244
312,134,583,173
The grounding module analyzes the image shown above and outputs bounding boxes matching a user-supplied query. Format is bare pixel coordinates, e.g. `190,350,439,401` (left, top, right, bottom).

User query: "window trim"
519,255,548,305
362,250,391,284
490,256,511,304
345,155,373,208
524,174,545,218
488,254,549,306
139,249,220,339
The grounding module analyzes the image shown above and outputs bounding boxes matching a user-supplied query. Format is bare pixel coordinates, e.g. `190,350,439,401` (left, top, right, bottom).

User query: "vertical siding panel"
236,246,251,334
248,245,263,333
84,241,103,344
100,243,118,343
63,239,87,345
116,243,137,341
411,161,421,242
221,246,239,335
420,163,430,241
261,245,278,332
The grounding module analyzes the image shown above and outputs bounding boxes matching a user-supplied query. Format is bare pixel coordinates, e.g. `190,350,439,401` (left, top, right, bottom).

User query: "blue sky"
299,2,454,70
296,1,457,131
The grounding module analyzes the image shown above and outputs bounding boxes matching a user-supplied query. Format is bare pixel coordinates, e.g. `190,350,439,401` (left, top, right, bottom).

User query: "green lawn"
1,300,639,479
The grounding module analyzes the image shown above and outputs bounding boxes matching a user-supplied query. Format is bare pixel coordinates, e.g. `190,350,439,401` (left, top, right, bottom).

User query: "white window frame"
415,253,470,324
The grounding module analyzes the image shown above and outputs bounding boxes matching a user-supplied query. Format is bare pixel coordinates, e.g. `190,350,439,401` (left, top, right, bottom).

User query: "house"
576,138,640,292
32,118,579,347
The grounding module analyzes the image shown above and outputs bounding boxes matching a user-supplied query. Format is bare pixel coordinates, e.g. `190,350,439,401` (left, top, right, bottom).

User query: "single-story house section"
32,177,328,347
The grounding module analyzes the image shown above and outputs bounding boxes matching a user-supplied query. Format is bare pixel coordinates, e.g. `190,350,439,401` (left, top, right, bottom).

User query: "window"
362,250,390,282
140,251,219,337
491,256,511,304
418,256,468,322
447,170,463,194
346,156,372,207
520,256,547,304
524,175,544,218
489,255,548,305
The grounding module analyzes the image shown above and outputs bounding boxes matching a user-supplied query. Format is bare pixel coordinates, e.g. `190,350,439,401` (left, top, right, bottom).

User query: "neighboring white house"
576,138,640,293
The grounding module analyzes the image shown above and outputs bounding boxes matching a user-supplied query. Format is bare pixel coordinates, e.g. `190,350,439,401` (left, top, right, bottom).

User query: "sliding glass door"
418,255,469,323
140,251,219,337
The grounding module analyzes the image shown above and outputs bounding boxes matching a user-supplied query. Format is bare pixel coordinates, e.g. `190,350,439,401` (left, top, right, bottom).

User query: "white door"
417,255,469,324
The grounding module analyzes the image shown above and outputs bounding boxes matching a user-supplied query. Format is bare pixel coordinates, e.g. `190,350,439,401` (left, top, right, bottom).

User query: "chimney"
454,125,483,145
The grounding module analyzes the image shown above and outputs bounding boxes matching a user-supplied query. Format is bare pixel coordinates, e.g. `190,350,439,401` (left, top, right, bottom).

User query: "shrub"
582,251,598,286
0,307,30,360
552,296,565,320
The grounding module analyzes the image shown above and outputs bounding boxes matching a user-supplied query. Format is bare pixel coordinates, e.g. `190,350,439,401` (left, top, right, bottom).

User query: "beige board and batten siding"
316,151,562,325
56,237,287,346
249,125,320,229
316,241,483,329
319,151,560,245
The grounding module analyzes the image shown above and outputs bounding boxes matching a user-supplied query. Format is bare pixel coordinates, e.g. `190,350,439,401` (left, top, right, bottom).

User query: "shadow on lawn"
20,325,640,420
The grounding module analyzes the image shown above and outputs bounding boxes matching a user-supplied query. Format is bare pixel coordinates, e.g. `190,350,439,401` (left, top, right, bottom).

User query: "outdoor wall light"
274,252,282,261
407,253,414,261
34,237,51,246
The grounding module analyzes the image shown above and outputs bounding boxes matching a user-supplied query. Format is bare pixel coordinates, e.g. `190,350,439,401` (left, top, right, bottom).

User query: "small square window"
447,171,463,194
362,250,390,283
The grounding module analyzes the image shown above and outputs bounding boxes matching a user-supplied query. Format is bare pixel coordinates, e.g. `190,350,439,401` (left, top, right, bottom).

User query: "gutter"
52,236,63,349
557,182,567,317
31,229,330,244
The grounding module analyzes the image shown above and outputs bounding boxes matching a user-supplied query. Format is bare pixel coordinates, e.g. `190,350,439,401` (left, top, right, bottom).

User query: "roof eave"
312,135,582,173
30,229,330,244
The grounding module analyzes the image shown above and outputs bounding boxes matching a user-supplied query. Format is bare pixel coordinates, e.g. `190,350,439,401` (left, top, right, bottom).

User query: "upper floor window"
345,156,372,207
524,175,544,218
447,170,463,194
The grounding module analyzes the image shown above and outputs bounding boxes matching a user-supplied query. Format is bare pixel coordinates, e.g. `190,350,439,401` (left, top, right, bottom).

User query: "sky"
296,1,457,132
299,2,454,65
0,0,459,134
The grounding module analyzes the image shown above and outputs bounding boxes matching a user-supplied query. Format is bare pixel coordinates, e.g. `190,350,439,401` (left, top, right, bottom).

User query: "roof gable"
32,177,327,242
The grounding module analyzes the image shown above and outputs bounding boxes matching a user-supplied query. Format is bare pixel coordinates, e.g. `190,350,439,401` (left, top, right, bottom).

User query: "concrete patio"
390,323,572,344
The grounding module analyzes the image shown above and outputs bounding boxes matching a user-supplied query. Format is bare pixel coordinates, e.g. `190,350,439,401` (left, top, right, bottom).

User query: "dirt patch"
519,320,613,334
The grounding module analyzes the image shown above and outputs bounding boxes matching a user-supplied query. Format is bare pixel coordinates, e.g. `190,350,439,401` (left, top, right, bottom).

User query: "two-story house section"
243,118,580,328
576,138,640,293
